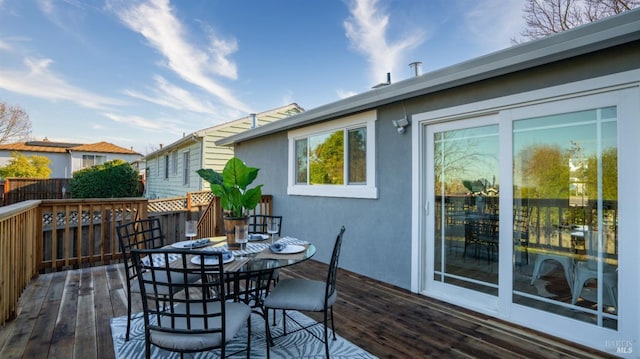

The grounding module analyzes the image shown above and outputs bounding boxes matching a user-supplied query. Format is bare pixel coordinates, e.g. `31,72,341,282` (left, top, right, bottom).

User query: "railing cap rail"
0,200,41,219
39,197,148,205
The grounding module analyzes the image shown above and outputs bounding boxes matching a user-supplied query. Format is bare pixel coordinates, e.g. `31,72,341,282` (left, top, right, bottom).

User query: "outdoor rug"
111,310,377,358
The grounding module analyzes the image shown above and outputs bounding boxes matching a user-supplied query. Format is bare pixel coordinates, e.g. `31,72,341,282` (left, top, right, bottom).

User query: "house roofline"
144,133,202,159
216,8,640,146
144,102,305,158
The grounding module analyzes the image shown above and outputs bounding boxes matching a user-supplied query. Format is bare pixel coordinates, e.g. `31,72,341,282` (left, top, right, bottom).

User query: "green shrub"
70,159,140,198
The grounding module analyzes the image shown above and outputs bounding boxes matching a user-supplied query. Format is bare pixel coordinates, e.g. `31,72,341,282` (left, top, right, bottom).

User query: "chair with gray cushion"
263,226,346,359
116,218,166,341
131,248,252,359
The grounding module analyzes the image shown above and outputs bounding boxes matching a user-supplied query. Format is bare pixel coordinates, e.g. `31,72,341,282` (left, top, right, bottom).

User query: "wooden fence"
2,178,70,206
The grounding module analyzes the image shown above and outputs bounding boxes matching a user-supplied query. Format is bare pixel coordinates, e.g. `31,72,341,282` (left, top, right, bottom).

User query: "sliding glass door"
418,84,633,353
426,116,500,307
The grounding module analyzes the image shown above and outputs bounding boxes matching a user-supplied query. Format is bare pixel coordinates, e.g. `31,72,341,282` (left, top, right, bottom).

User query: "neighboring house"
0,139,142,178
216,10,640,357
143,103,303,199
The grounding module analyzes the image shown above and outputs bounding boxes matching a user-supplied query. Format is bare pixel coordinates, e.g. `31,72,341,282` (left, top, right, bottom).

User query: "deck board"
94,266,115,359
0,260,616,359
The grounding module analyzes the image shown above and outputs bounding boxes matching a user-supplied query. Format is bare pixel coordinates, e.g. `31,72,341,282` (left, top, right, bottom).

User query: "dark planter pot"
223,216,248,249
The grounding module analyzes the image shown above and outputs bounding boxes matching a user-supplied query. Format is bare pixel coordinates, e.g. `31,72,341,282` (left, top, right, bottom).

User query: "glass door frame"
421,113,513,315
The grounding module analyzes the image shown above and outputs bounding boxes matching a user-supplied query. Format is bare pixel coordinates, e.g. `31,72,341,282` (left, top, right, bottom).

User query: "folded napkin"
142,253,180,267
269,242,288,253
183,238,210,248
221,251,233,261
276,237,309,245
199,250,233,264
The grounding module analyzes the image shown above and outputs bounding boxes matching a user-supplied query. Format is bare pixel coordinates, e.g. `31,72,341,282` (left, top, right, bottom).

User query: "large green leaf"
197,157,262,217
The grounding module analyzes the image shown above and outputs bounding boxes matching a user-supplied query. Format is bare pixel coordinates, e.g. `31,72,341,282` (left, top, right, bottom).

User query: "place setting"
256,236,310,259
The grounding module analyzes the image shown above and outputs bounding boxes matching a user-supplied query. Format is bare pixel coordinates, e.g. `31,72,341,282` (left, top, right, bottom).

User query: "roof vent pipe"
409,61,422,77
250,113,257,128
372,72,392,88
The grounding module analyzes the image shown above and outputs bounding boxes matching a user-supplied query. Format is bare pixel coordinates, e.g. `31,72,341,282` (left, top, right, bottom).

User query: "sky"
0,0,527,155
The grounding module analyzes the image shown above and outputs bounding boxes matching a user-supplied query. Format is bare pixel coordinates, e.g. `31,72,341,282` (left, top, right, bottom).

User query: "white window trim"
287,110,378,199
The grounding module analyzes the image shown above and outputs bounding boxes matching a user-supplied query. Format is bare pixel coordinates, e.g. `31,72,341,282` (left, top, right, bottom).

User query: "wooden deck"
0,260,615,359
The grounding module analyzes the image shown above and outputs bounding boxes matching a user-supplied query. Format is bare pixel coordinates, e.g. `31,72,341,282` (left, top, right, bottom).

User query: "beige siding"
144,103,303,199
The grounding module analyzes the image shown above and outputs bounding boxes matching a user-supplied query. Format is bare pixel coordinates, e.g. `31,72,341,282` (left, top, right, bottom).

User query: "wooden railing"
197,195,273,238
147,191,213,213
37,198,148,272
0,194,274,326
0,201,40,326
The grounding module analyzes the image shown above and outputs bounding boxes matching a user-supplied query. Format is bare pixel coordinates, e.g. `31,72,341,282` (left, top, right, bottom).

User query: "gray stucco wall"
234,108,414,289
233,39,640,291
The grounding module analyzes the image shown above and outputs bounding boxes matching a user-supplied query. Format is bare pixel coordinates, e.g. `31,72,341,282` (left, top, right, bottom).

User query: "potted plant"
196,157,263,248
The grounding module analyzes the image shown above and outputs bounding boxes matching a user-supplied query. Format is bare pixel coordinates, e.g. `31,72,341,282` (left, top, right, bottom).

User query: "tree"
585,147,617,200
518,0,640,41
0,152,52,178
518,144,570,199
310,131,344,185
0,100,32,144
69,159,140,198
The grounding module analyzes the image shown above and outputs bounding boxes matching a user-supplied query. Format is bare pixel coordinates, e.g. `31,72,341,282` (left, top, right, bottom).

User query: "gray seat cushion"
150,301,251,351
264,278,336,312
131,271,200,296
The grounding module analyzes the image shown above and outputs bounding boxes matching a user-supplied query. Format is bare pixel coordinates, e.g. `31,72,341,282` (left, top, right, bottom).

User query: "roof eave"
216,9,640,146
144,133,203,159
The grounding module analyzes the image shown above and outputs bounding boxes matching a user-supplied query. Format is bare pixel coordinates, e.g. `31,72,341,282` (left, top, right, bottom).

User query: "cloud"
103,112,181,134
0,56,124,110
463,0,526,51
337,89,357,99
123,75,221,115
0,39,12,52
37,0,91,43
111,0,249,113
344,0,425,85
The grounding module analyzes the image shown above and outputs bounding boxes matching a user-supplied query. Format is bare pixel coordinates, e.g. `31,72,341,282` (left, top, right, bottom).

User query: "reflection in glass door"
432,123,500,296
512,107,618,330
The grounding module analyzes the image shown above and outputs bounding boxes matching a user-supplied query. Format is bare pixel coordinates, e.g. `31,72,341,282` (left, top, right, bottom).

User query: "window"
288,110,377,198
164,155,169,179
82,154,106,168
183,151,190,185
172,151,178,175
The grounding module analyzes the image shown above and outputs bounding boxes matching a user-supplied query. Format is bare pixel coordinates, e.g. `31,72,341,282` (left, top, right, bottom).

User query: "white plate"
248,234,270,241
190,254,234,266
271,244,306,254
171,239,211,249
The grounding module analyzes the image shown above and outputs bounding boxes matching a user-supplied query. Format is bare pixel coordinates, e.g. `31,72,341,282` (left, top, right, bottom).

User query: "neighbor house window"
183,151,190,185
288,110,377,198
172,151,178,175
164,155,169,179
82,155,106,168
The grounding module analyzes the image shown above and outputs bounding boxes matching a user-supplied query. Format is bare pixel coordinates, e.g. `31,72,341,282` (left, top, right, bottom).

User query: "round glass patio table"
170,235,316,274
